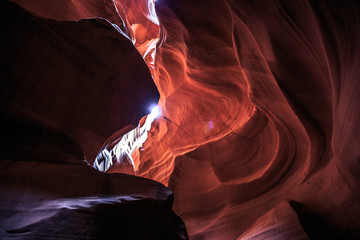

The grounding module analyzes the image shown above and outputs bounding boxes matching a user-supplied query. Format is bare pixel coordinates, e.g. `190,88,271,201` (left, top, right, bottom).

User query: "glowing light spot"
149,105,160,119
208,120,214,129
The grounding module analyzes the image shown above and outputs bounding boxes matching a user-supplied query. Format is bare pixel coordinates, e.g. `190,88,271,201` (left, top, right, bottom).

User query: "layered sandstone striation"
3,0,360,239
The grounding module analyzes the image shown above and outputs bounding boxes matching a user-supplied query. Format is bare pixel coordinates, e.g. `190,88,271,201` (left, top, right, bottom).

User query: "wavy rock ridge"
5,0,360,239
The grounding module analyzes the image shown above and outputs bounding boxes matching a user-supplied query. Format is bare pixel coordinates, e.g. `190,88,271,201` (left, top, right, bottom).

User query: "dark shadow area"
290,201,360,240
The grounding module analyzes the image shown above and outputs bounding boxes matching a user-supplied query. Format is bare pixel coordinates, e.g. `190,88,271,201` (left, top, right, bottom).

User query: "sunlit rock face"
3,0,360,239
128,0,360,239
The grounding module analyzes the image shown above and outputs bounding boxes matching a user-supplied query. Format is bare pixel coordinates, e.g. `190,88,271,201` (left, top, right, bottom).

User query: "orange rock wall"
10,0,360,239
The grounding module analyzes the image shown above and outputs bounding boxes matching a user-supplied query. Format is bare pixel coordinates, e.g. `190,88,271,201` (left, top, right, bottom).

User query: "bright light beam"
149,105,160,119
93,104,161,173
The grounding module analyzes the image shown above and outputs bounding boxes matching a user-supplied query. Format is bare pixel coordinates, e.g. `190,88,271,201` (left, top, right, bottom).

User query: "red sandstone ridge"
2,0,360,239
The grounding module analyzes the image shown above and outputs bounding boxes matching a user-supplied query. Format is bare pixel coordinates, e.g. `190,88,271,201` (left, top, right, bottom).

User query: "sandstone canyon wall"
0,1,186,239
2,0,360,239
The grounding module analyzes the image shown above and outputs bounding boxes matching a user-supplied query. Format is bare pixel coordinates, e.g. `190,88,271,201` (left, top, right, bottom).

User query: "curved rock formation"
2,0,360,239
137,0,360,238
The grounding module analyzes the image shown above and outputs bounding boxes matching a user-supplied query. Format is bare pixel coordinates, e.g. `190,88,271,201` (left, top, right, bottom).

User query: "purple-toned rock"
0,1,186,239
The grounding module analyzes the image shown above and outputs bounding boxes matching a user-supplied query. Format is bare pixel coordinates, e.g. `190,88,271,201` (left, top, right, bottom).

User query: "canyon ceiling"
1,0,360,239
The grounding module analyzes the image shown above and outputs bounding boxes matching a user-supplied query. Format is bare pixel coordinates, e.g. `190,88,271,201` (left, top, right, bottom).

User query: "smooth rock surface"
2,0,360,239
